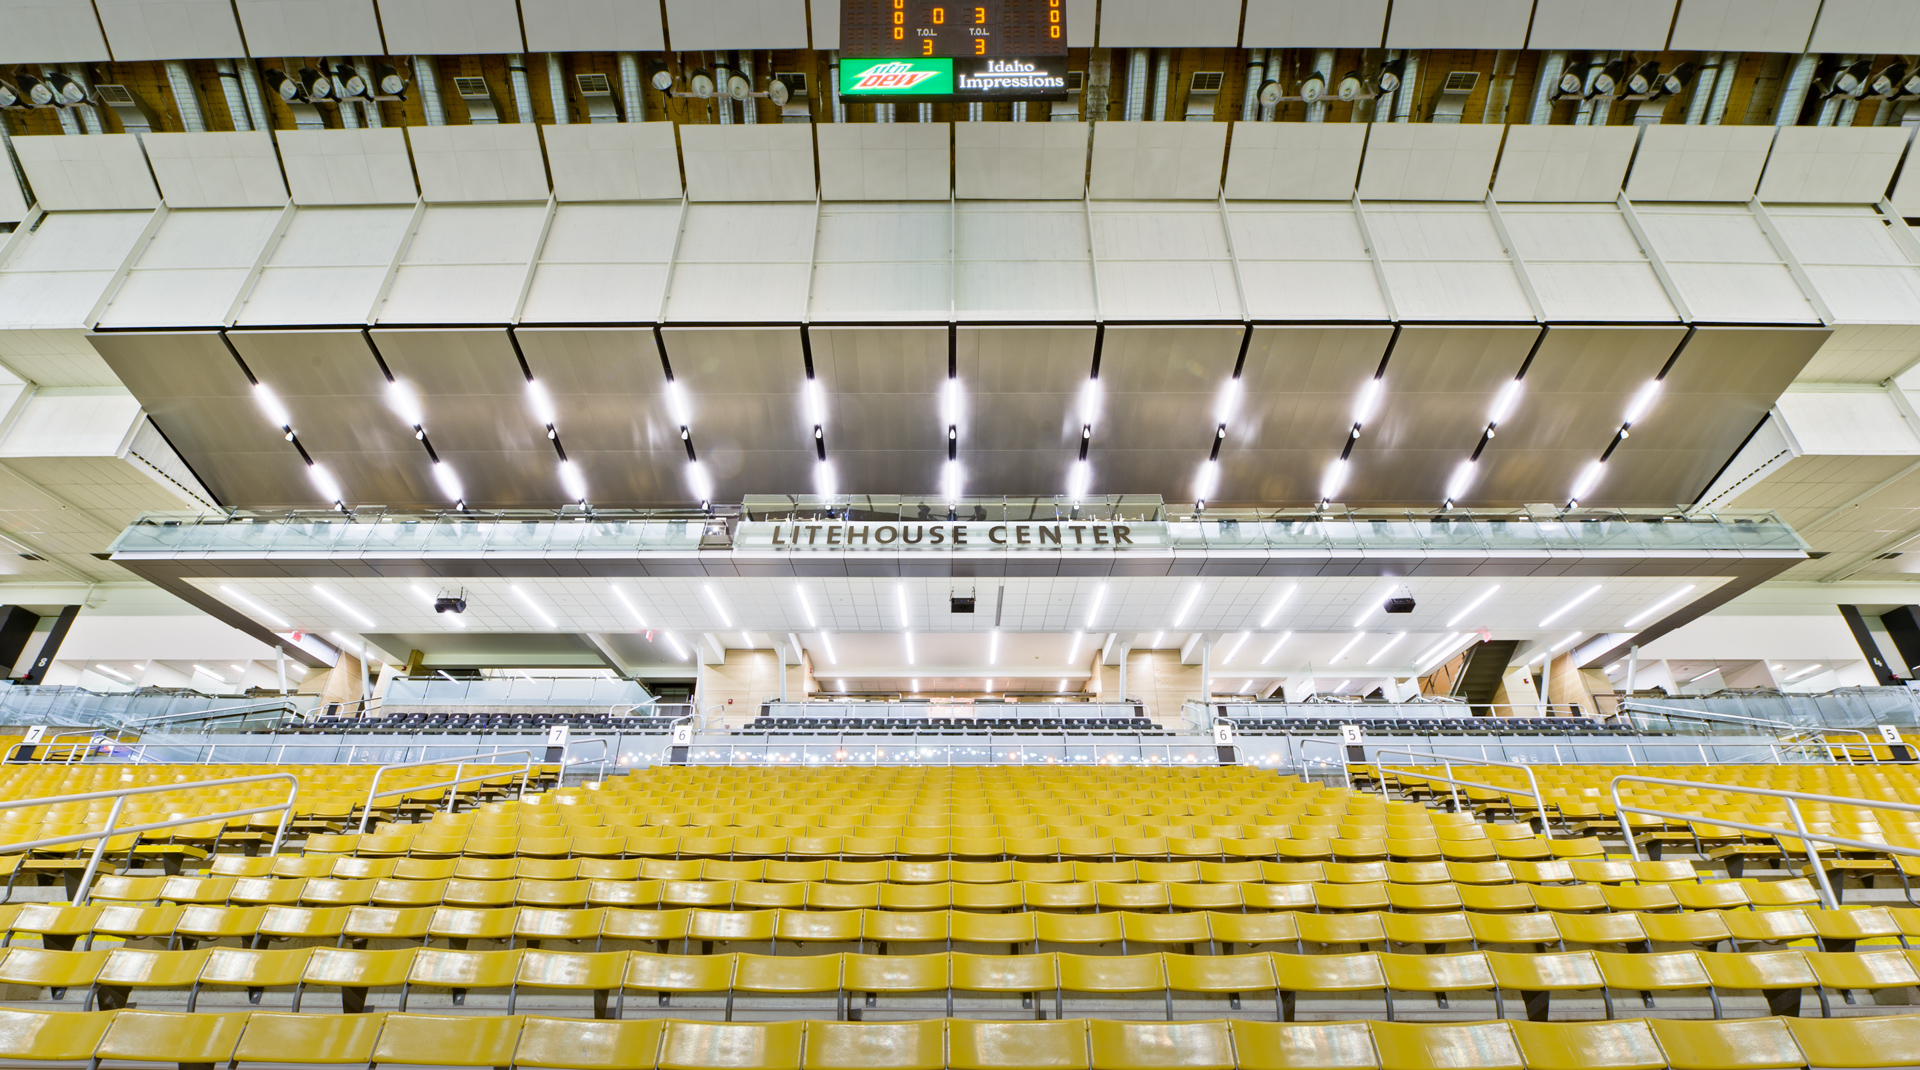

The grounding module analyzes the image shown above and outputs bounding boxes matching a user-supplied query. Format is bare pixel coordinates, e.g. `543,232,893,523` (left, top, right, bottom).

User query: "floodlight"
649,62,673,92
1257,79,1281,107
332,63,368,98
45,72,84,105
1625,60,1659,96
1659,62,1695,97
1337,72,1362,101
1558,69,1584,96
0,80,20,109
17,73,52,106
1832,59,1870,97
1870,62,1909,98
689,69,715,98
768,77,791,106
374,62,407,95
1376,59,1403,95
1298,71,1325,103
726,72,751,101
264,68,303,102
1590,59,1624,97
299,67,332,100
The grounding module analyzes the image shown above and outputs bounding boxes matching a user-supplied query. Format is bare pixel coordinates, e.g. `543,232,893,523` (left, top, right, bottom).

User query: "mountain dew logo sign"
843,58,953,95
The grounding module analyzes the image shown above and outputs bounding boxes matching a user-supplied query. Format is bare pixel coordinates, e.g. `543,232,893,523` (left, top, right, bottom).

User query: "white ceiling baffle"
1224,202,1390,321
374,204,550,325
1629,203,1823,325
0,210,156,386
234,205,416,327
94,208,283,330
523,124,683,326
1496,203,1680,323
1364,202,1535,322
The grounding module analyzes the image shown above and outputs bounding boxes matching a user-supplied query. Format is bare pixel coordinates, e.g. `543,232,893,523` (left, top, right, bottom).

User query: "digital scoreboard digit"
841,0,1069,102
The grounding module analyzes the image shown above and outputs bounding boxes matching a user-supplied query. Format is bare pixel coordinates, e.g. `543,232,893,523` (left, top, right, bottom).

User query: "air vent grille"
776,71,808,94
453,76,490,99
1065,71,1085,91
93,84,133,105
1441,71,1478,93
575,73,611,95
1189,71,1224,93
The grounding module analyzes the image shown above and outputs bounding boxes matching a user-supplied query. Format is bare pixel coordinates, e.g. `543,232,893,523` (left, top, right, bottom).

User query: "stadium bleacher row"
4,1009,1919,1070
1225,718,1634,737
288,714,681,735
741,718,1165,735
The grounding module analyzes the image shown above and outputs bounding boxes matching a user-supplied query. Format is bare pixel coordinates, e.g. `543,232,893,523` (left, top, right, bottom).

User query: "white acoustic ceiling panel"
955,203,1094,319
142,133,288,208
375,203,549,323
97,208,283,329
955,122,1087,200
809,0,839,48
1498,204,1680,322
1240,0,1387,47
817,123,950,202
663,0,808,49
274,129,417,205
809,203,953,320
543,122,682,202
680,125,816,202
1893,148,1920,220
1090,202,1241,320
0,211,152,333
1758,127,1908,204
1366,203,1535,321
522,203,681,322
407,125,550,203
1066,0,1094,46
0,156,27,225
1385,0,1534,48
1097,0,1241,46
1225,204,1391,320
1089,122,1226,200
234,205,415,326
1808,0,1920,53
1492,125,1636,202
1357,123,1502,202
1668,0,1818,52
1767,207,1920,326
93,0,245,59
233,0,384,56
0,0,109,63
521,0,666,50
1526,0,1677,49
1625,125,1774,202
663,204,815,321
9,135,159,211
1224,124,1366,201
1633,203,1822,324
376,0,524,52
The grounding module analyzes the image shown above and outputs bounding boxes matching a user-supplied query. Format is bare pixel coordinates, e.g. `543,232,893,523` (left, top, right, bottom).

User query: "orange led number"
924,38,934,54
931,6,945,22
974,6,986,21
975,38,986,53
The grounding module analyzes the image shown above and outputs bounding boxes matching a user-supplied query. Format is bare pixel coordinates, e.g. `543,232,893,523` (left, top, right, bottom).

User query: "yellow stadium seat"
803,1020,944,1070
91,948,211,1010
1508,1019,1666,1070
1272,954,1386,1022
1367,1020,1522,1070
190,947,311,1010
1552,913,1649,951
231,1011,386,1067
1806,948,1920,1007
93,1010,249,1069
1296,913,1386,951
295,947,416,1014
949,1019,1087,1070
514,1016,662,1070
656,1020,803,1070
1645,1018,1805,1070
370,1013,523,1069
1086,1020,1233,1070
1594,951,1716,1018
1698,950,1819,1018
1807,907,1903,951
0,1007,118,1061
621,952,734,1016
508,949,626,1018
399,947,522,1010
1785,1013,1920,1068
952,953,1057,1021
1379,952,1500,1020
1207,912,1300,955
1228,1020,1377,1070
731,952,843,1021
842,952,948,1018
1057,952,1168,1020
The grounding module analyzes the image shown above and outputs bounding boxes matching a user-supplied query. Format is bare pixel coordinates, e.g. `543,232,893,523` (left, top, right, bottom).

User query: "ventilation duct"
506,55,534,122
1184,71,1222,120
1151,49,1170,120
1241,49,1265,121
616,52,643,122
92,83,158,134
63,65,103,133
774,70,810,123
576,72,617,122
1529,50,1564,124
454,76,500,123
235,61,270,131
214,59,250,131
415,56,446,125
1776,53,1817,125
1394,51,1419,121
1429,70,1477,123
547,54,571,123
1125,48,1148,120
1051,70,1084,121
1685,52,1721,124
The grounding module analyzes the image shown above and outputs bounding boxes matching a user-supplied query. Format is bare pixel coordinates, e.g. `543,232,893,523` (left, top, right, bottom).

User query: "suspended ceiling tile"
10,135,160,211
1366,203,1533,322
816,123,951,202
520,202,680,325
1808,0,1920,52
1768,206,1920,326
1225,203,1390,321
233,0,385,56
809,203,953,322
235,205,412,327
0,0,109,62
680,125,816,202
1492,125,1636,203
273,129,419,206
1240,0,1387,47
662,0,808,49
1218,326,1394,502
1090,203,1241,322
955,122,1087,200
1668,0,1817,52
1222,124,1366,201
1385,0,1532,49
958,326,1095,469
510,328,685,504
1634,203,1821,324
1096,0,1240,46
1089,122,1227,200
143,133,288,209
520,0,666,50
408,125,550,203
1795,323,1920,383
658,327,808,453
664,203,814,323
226,328,421,456
1624,125,1773,202
809,327,946,455
1758,127,1908,204
93,0,245,59
1095,325,1243,456
0,211,153,332
954,202,1095,320
375,203,548,325
97,208,283,330
375,0,525,52
1357,123,1501,202
1498,203,1678,323
1526,0,1677,48
543,122,682,202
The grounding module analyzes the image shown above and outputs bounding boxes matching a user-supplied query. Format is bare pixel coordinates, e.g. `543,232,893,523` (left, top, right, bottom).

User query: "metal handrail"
1371,747,1554,838
118,698,300,729
1294,739,1353,789
6,729,127,765
356,749,538,832
0,772,300,902
1622,700,1807,733
566,738,611,780
1609,773,1920,910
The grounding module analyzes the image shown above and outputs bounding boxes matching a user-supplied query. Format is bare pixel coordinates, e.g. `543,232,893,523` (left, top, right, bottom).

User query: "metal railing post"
1374,748,1553,837
1784,797,1837,909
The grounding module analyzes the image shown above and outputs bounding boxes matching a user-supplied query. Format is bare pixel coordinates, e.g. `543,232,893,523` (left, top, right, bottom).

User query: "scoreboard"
841,0,1069,102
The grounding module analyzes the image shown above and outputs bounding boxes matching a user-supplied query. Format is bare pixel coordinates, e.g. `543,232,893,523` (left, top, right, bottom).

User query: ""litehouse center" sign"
735,521,1167,551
